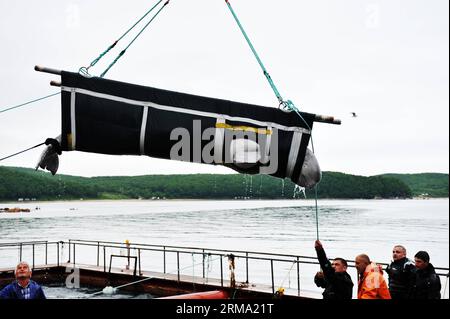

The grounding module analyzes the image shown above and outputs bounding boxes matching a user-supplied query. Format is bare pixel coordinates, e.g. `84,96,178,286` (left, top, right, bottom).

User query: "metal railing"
60,240,298,295
0,240,62,270
65,239,330,295
1,239,449,298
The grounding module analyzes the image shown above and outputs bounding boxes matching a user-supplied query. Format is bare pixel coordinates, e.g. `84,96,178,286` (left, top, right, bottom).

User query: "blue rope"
287,104,320,240
100,1,170,78
0,92,60,114
79,0,164,77
314,182,320,240
225,0,320,240
225,0,285,106
0,142,45,162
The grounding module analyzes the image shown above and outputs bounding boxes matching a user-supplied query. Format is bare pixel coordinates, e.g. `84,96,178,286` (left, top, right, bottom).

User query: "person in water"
0,261,46,299
313,240,353,299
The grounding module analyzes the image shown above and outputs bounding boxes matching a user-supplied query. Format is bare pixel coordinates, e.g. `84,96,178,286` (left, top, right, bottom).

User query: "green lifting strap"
224,1,301,114
79,0,167,77
100,0,171,78
225,0,320,240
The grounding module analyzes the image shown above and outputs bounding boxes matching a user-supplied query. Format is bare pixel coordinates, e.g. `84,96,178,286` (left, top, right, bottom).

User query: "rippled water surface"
1,199,448,298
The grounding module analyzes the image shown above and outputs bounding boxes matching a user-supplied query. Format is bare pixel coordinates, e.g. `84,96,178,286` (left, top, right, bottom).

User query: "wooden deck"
0,263,321,299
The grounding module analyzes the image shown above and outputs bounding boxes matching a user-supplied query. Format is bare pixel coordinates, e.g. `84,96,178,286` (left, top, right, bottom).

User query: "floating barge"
0,207,31,213
0,240,448,299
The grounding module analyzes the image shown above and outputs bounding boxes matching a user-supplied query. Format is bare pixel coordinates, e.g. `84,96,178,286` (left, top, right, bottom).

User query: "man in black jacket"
385,245,415,299
314,240,353,299
409,251,441,299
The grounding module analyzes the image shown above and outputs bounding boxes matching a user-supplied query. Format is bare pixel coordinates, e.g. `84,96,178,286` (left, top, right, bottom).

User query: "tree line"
1,166,446,202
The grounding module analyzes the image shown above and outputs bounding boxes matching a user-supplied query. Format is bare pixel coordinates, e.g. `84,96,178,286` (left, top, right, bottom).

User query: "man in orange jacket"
355,254,391,299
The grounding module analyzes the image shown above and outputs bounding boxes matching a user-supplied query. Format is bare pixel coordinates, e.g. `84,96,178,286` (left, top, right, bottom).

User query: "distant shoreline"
1,197,448,205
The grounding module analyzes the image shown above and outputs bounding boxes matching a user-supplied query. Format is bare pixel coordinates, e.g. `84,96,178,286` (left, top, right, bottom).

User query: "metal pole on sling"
34,65,340,124
34,65,62,87
314,114,341,125
34,65,62,75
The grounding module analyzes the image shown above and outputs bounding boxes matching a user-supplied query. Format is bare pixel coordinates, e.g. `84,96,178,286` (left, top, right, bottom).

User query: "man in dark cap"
409,251,441,299
385,245,415,299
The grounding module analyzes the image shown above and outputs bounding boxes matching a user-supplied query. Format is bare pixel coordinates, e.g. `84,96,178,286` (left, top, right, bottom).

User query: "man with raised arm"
314,240,353,299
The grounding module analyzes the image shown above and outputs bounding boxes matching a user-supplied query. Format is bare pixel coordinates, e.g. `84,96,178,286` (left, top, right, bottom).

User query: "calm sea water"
0,199,448,298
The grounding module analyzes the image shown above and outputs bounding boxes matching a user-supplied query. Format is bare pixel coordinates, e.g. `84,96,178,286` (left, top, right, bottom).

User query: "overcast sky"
0,0,448,177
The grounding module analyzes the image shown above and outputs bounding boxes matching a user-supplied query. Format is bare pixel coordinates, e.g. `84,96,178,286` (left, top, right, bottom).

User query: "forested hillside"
381,173,448,197
0,166,425,202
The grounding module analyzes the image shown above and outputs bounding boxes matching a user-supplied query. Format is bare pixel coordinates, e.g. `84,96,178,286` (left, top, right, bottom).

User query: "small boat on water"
0,207,31,213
